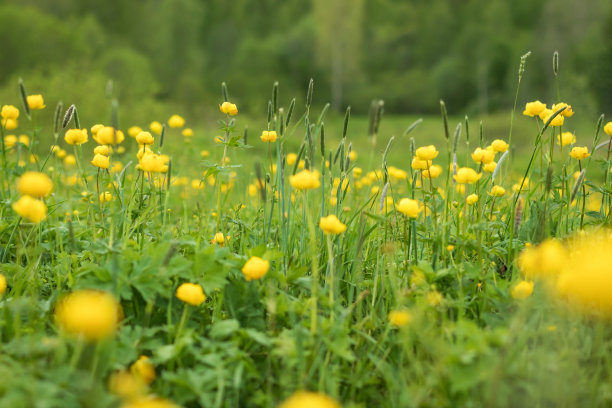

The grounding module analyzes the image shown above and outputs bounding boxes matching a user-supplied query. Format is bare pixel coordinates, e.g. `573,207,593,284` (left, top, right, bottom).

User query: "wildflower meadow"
2,47,612,408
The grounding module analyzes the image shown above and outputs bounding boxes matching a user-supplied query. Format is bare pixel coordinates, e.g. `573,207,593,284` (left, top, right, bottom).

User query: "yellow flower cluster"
12,172,52,223
175,283,206,306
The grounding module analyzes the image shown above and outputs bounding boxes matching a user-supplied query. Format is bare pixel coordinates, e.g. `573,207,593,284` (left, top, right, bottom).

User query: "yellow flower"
453,167,481,184
91,124,104,135
490,139,509,152
242,256,270,281
319,214,347,234
219,101,238,116
489,185,506,197
349,151,358,161
446,245,455,251
12,195,47,223
182,128,194,137
279,391,340,408
427,290,443,306
200,150,210,158
94,126,125,145
523,100,546,117
4,135,16,149
110,161,123,173
109,370,146,400
415,145,439,160
0,273,6,295
120,396,179,408
64,155,76,166
128,126,142,138
569,146,589,160
552,102,574,117
466,194,479,205
212,232,227,246
138,152,169,173
511,280,534,299
518,239,567,280
557,132,576,146
471,147,495,164
604,122,612,136
290,169,320,190
175,283,206,306
64,128,88,145
388,310,412,327
286,153,297,165
26,94,46,110
260,130,278,142
1,105,19,120
16,171,53,198
94,145,113,156
2,118,18,130
149,121,163,134
136,131,155,146
483,162,497,173
91,153,110,169
130,356,156,385
396,198,420,218
54,290,121,340
168,114,185,128
99,191,113,203
388,166,408,180
411,157,432,170
542,111,564,127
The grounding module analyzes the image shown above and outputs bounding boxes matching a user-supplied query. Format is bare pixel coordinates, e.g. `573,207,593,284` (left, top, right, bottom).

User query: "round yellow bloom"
110,161,123,173
260,130,278,142
286,153,297,165
517,239,567,280
4,135,17,149
454,167,481,184
569,146,589,160
427,290,443,306
168,114,185,128
138,152,169,173
91,153,110,169
220,101,238,116
94,126,125,145
415,145,439,160
1,105,19,120
94,145,113,156
396,198,420,218
200,150,210,158
64,128,88,145
182,128,194,137
0,273,6,295
411,157,432,170
136,131,155,146
242,256,270,281
483,161,496,173
26,94,46,110
490,139,509,152
91,124,104,135
149,121,163,134
388,166,408,180
557,132,576,146
12,195,47,223
130,356,156,385
552,102,574,118
212,232,227,246
128,126,142,138
319,214,347,234
99,191,113,203
604,122,612,136
17,171,53,198
511,280,534,299
349,151,358,161
17,134,29,146
120,396,179,408
523,100,546,117
466,194,479,205
471,147,495,164
489,185,506,197
109,370,146,400
175,283,206,306
290,169,320,190
54,290,121,340
64,155,76,166
422,164,442,179
388,310,412,327
2,118,18,130
279,391,340,408
542,111,564,127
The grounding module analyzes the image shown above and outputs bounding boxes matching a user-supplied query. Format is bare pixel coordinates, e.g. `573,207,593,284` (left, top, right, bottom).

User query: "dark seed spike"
159,124,166,148
53,101,63,135
272,81,279,113
62,105,75,129
286,98,296,127
306,79,314,110
342,106,351,139
18,78,30,118
320,123,325,157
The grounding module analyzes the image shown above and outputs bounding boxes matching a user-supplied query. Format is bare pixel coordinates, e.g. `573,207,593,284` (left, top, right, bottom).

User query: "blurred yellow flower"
2,118,18,130
552,102,574,118
604,122,612,136
242,256,270,281
91,153,110,169
489,185,506,197
168,114,185,128
64,155,76,166
94,145,113,156
27,94,46,110
138,152,169,173
128,126,142,138
279,391,340,408
490,139,509,152
64,128,88,145
319,214,347,234
0,273,6,295
542,111,564,127
466,194,479,205
523,100,546,117
99,191,113,203
260,130,278,142
471,147,495,164
569,146,589,160
290,169,320,190
483,161,496,173
17,171,53,198
200,150,210,158
54,290,121,340
94,126,125,145
557,132,576,146
130,356,156,385
411,157,431,170
220,101,238,116
396,198,420,218
454,167,481,184
149,121,163,134
212,232,227,246
388,310,412,327
415,145,439,160
182,128,194,137
427,290,443,306
511,280,534,299
109,370,146,400
1,105,19,120
12,195,47,223
136,131,155,146
518,239,567,280
176,283,206,306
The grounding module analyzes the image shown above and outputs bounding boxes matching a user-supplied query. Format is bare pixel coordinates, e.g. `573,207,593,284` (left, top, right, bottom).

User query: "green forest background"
0,0,611,126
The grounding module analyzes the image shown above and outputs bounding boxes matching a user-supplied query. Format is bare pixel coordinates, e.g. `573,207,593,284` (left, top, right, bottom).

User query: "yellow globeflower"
286,153,297,165
411,157,432,170
388,310,412,327
523,100,546,117
168,114,185,128
99,191,113,203
396,198,420,218
604,122,612,136
453,167,481,184
109,370,146,400
415,145,439,160
130,356,156,385
517,239,567,280
569,146,589,160
319,214,347,234
16,171,53,198
182,128,194,137
557,132,575,146
12,195,47,223
211,232,227,246
175,283,206,306
120,396,179,408
128,126,142,138
91,124,104,135
471,147,495,164
64,128,88,145
26,94,46,110
54,290,121,340
422,164,442,179
260,130,278,142
0,273,6,295
149,121,163,134
242,256,270,281
138,152,168,173
279,391,340,408
483,161,496,173
200,150,210,158
219,101,238,116
511,280,534,299
64,155,76,166
91,153,110,169
94,145,113,156
136,131,155,146
290,169,320,190
490,139,509,152
542,111,564,127
94,126,125,145
466,194,479,205
1,105,19,120
2,118,18,130
4,135,17,149
489,185,506,197
552,102,574,118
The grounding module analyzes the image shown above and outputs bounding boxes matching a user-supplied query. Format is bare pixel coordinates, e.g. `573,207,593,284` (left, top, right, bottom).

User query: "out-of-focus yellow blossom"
423,164,442,179
200,150,210,158
352,167,362,178
278,391,340,408
4,135,17,149
290,169,320,190
219,101,238,116
349,151,358,161
1,105,19,120
542,111,564,127
2,118,18,130
388,166,408,180
91,124,104,135
242,256,270,281
396,198,420,218
99,191,113,203
27,94,46,110
64,155,76,166
120,396,179,408
569,146,589,160
523,100,546,117
94,145,113,156
490,139,509,152
471,147,495,164
138,152,169,173
182,128,194,137
466,194,479,205
130,356,156,385
427,290,443,306
518,239,567,280
319,214,347,234
511,280,534,299
109,370,146,400
136,131,155,146
91,154,110,169
552,102,574,117
286,153,297,165
54,289,121,340
388,310,412,327
18,134,29,146
260,130,278,142
64,128,88,145
483,161,496,173
558,132,576,146
411,157,432,170
0,273,6,296
415,145,439,160
149,121,163,134
454,167,481,184
211,232,228,246
604,122,612,136
128,126,142,138
168,114,185,128
176,283,206,306
94,126,125,145
12,195,47,223
489,185,506,197
17,171,53,198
